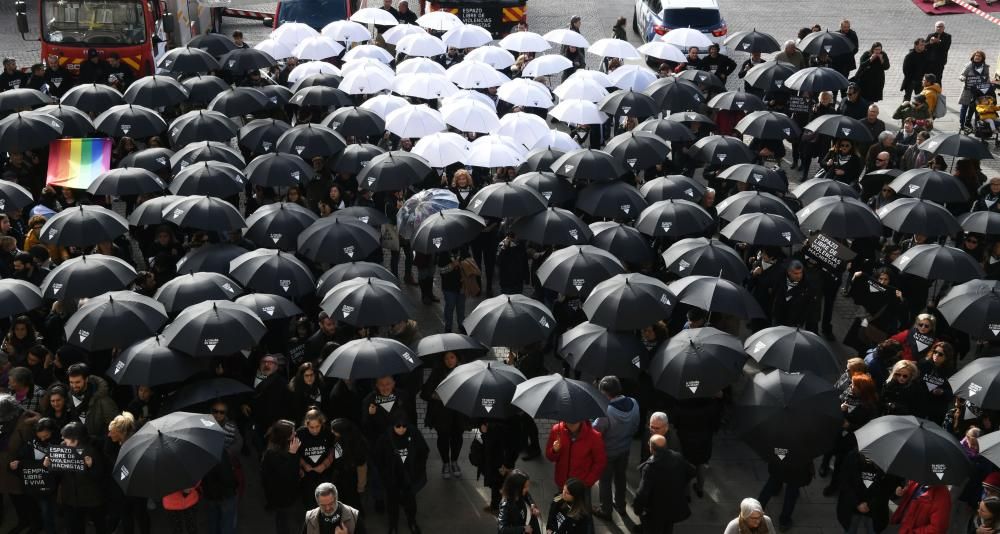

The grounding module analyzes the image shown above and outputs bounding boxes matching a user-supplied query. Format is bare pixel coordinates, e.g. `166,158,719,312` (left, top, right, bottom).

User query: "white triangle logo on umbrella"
678,259,690,272
279,280,292,293
931,464,946,480
686,380,700,394
620,204,631,214
991,324,1000,336
204,338,219,351
752,173,762,182
568,229,579,240
432,237,443,249
481,398,495,413
563,164,574,173
736,102,745,109
539,317,550,329
47,229,58,239
908,185,920,194
841,128,852,136
341,305,354,318
120,466,129,480
52,283,62,295
295,145,306,155
222,283,235,293
270,233,283,244
684,188,694,197
969,382,982,396
660,221,672,232
542,191,552,200
200,418,215,427
114,361,125,375
742,43,750,50
473,199,483,209
291,171,301,180
344,246,355,258
367,177,376,186
622,106,631,114
774,447,788,461
717,154,727,162
627,158,638,168
262,305,275,316
632,355,641,368
775,81,783,88
156,157,167,165
782,231,792,242
753,341,767,353
660,293,671,305
782,128,791,136
262,141,273,151
121,125,131,134
171,208,185,220
402,352,414,364
824,45,832,53
572,278,585,291
78,330,90,342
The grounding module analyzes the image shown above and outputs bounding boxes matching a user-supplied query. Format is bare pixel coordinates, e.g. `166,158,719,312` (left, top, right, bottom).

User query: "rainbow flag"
46,138,112,190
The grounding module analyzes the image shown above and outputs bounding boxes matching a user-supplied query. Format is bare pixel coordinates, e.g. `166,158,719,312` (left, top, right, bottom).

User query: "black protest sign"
47,446,86,472
787,96,811,114
21,465,53,492
804,233,857,273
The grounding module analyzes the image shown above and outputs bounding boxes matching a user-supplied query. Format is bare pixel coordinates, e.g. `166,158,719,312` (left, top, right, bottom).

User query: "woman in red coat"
891,480,950,533
889,314,938,361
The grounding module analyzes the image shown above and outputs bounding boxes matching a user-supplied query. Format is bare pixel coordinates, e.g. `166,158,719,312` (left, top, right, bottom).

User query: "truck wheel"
632,9,639,34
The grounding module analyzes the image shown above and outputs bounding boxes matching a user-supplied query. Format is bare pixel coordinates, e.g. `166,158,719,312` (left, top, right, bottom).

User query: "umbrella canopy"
243,201,317,251
588,38,639,59
64,291,168,351
797,196,882,239
677,69,725,91
724,29,781,53
599,89,659,119
661,27,713,49
323,106,385,138
950,357,1000,409
606,65,657,92
289,85,353,109
549,99,607,124
639,175,707,202
707,91,768,113
939,280,1000,340
114,412,225,498
717,163,788,193
803,114,874,143
41,254,136,301
170,141,245,173
662,237,749,282
316,262,399,297
919,132,994,160
876,198,960,236
207,87,269,117
643,77,704,112
397,188,458,240
122,75,189,107
892,244,985,283
744,326,841,378
415,333,489,359
855,415,971,485
512,374,608,421
157,46,222,73
162,300,265,356
720,212,805,247
687,135,754,166
411,209,485,254
467,182,546,219
275,123,346,160
0,113,63,152
165,377,252,410
716,191,795,222
733,370,843,463
784,66,850,93
0,279,42,317
558,322,643,380
635,199,715,239
888,169,969,203
513,171,575,205
0,181,32,214
29,105,93,138
577,181,647,220
412,131,471,168
229,249,315,299
385,104,446,138
297,217,380,264
332,143,386,175
235,293,302,321
734,110,801,141
650,327,746,398
463,294,556,348
163,196,246,232
40,205,129,247
357,151,431,192
791,178,859,206
320,277,411,327
442,25,494,49
743,60,799,93
605,131,671,172
290,73,345,92
536,245,625,297
436,360,526,419
109,336,202,386
551,149,625,184
667,275,766,319
959,210,1000,237
465,45,517,69
498,31,551,53
88,168,166,197
637,41,687,63
119,147,174,174
510,207,592,246
0,88,48,111
176,244,247,275
634,119,695,142
320,337,421,379
583,273,675,330
467,135,526,168
218,47,276,73
447,60,510,89
60,83,125,114
169,110,239,145
497,78,554,108
243,152,313,188
589,222,652,264
188,32,237,56
128,195,182,226
181,75,231,105
798,30,855,56
169,161,246,197
95,103,168,139
154,272,242,314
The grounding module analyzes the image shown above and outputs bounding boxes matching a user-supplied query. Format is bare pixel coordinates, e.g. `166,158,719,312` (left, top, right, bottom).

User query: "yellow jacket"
921,83,942,115
977,101,998,121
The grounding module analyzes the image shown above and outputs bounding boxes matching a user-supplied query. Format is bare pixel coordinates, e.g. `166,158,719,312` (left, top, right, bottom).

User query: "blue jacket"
594,396,639,457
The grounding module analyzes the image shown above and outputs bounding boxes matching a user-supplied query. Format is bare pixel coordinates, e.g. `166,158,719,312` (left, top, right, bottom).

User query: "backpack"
934,93,947,118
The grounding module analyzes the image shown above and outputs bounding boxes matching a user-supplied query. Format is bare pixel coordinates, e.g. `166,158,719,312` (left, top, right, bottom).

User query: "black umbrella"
717,163,788,193
662,237,749,282
332,143,386,175
0,181,34,213
188,33,238,57
733,370,842,463
166,377,253,410
154,272,242,314
436,360,526,419
512,374,608,422
170,141,246,173
724,29,781,53
784,67,851,93
950,356,1000,408
162,300,265,356
588,222,652,264
0,88,49,111
650,327,745,398
666,111,716,128
551,149,625,184
169,162,246,197
319,277,411,327
208,87,269,117
639,175,707,202
219,48,277,73
720,212,805,247
257,84,294,110
893,244,984,282
798,30,856,56
558,321,643,380
276,123,346,160
576,181,647,220
510,207,592,246
716,190,795,222
856,415,971,485
316,263,399,298
876,198,960,237
706,91,768,113
598,89,659,118
668,275,765,319
123,75,189,108
743,60,797,92
290,73,345,92
734,111,801,141
320,337,421,379
128,195,182,226
463,294,556,347
335,207,388,227
512,171,575,206
888,169,970,203
605,131,671,172
235,293,303,321
518,148,567,175
862,168,904,197
635,199,715,238
163,196,246,232
687,135,755,166
643,77,704,112
415,333,489,359
357,150,432,192
157,46,223,73
94,104,168,139
635,118,696,142
244,152,313,188
939,280,1000,339
40,205,129,247
744,326,840,378
677,69,725,90
0,112,63,152
797,196,882,239
114,412,226,498
229,249,315,299
41,254,136,301
0,279,42,317
88,168,166,197
920,132,994,160
536,245,625,297
239,118,292,154
297,217,381,264
175,245,247,276
467,182,547,219
181,75,231,105
791,178,859,207
109,336,202,386
244,201,317,251
583,273,675,330
29,105,93,137
60,83,125,114
803,114,873,143
959,210,1000,236
411,209,485,254
169,110,240,146
119,148,174,174
322,106,386,137
64,291,168,351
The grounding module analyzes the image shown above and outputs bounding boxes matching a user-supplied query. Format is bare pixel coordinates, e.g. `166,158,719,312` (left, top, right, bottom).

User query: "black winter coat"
632,449,695,530
478,420,521,489
836,449,894,532
260,448,299,509
497,494,542,534
373,427,428,494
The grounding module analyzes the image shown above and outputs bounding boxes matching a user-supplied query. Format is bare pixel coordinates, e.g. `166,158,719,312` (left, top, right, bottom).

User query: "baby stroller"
971,83,1000,148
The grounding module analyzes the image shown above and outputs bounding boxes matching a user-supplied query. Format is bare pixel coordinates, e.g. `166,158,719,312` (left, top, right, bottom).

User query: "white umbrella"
383,24,426,46
442,89,497,110
254,39,293,60
498,31,551,53
341,58,395,77
416,11,463,32
397,57,447,75
291,36,345,61
441,100,500,133
339,65,395,94
447,60,509,89
498,78,554,108
494,112,551,149
566,69,614,87
412,132,470,167
661,28,714,50
608,64,658,91
542,28,590,49
531,129,580,151
549,99,607,125
442,25,493,49
271,22,319,47
521,55,574,78
588,38,640,59
393,73,458,100
386,104,447,138
638,41,687,63
396,33,447,58
359,94,410,119
322,20,372,43
553,77,609,103
465,46,516,69
349,7,398,27
342,44,394,63
287,62,342,84
467,135,526,168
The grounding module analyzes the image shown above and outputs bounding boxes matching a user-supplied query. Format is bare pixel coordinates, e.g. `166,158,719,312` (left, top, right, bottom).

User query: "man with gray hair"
775,40,804,69
303,483,362,534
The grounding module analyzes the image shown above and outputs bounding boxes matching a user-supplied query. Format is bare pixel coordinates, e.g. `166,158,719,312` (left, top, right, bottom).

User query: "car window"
646,0,662,12
662,7,720,28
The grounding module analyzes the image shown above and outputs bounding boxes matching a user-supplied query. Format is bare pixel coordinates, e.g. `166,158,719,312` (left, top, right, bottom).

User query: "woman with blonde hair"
105,412,151,534
449,169,476,210
723,497,774,533
882,360,922,416
889,313,937,361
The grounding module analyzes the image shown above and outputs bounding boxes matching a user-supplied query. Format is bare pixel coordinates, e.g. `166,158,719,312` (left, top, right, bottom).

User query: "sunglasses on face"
917,323,932,329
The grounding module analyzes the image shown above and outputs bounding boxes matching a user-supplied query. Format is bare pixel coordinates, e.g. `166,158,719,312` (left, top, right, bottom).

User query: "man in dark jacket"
901,38,930,101
77,48,108,84
701,44,737,83
925,21,951,84
496,233,530,295
768,260,821,331
242,354,290,450
632,435,695,534
831,19,859,79
65,363,119,442
836,84,870,120
0,58,25,92
42,55,74,99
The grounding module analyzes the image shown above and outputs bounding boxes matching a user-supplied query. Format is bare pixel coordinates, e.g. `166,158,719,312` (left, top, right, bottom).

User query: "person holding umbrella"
244,355,291,453
835,449,895,533
820,139,864,184
497,469,542,534
104,412,151,534
361,375,409,511
438,246,473,334
544,416,606,506
917,342,956,424
420,351,467,480
374,414,428,534
891,479,951,532
478,417,523,515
